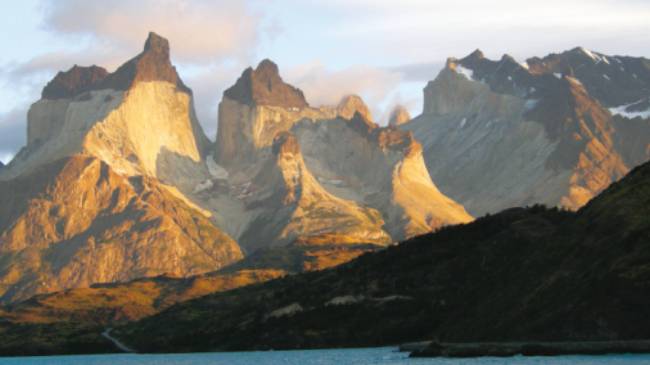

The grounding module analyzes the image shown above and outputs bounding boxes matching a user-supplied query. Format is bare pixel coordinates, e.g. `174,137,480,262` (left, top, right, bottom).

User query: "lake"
1,347,650,364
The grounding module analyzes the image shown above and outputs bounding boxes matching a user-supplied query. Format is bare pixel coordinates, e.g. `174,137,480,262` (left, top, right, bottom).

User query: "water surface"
1,347,649,364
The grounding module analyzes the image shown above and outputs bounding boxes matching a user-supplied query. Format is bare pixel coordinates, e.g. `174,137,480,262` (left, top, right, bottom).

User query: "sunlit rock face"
404,48,650,216
4,32,209,184
214,61,472,246
0,33,241,303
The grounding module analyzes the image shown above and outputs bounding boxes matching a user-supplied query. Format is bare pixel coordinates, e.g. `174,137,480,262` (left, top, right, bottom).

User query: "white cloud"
286,61,403,122
40,0,264,64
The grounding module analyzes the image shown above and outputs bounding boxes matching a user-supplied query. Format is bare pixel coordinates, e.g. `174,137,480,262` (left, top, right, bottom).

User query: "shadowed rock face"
405,48,650,216
224,59,308,108
41,65,109,100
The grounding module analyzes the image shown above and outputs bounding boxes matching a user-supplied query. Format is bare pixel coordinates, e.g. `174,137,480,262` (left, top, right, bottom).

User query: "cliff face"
0,33,241,303
405,49,650,215
4,32,210,183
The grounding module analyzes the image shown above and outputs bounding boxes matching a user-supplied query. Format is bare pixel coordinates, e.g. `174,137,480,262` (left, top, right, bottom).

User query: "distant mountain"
401,48,650,216
0,33,241,302
113,158,650,353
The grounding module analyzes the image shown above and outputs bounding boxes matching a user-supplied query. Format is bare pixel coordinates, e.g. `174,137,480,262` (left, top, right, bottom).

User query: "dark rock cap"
224,59,308,108
99,32,190,93
42,65,109,100
41,32,190,100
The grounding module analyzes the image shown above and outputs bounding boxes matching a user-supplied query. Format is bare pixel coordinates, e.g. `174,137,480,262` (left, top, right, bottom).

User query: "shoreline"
409,340,650,358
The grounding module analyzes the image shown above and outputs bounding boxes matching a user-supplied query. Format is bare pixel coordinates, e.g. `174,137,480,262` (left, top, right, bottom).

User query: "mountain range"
403,48,650,215
0,32,648,356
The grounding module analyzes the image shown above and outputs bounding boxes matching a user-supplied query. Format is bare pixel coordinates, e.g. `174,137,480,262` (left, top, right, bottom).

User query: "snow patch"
454,64,474,81
609,101,650,120
268,303,303,318
507,76,513,81
553,73,562,79
518,61,529,70
579,47,604,64
460,117,467,128
603,74,610,81
326,295,364,306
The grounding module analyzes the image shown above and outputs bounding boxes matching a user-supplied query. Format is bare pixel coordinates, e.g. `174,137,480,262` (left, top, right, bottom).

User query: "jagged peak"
463,49,485,61
144,32,170,55
97,31,190,94
41,32,190,98
223,59,308,108
255,58,280,76
41,65,108,100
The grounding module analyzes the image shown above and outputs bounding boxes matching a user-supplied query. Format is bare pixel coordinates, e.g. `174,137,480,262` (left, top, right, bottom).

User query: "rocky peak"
459,49,486,69
99,32,190,93
336,94,374,122
388,105,411,126
41,65,108,100
223,59,308,108
144,31,170,56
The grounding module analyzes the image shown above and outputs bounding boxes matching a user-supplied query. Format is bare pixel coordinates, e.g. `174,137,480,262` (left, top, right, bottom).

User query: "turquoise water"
1,347,650,364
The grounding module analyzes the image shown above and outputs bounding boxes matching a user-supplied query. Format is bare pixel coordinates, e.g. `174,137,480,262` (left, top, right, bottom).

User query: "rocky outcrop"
388,105,411,126
0,155,242,303
404,49,650,215
42,65,108,100
224,59,308,108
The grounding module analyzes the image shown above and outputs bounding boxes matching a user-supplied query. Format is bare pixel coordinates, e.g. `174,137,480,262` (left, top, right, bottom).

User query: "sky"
0,0,649,164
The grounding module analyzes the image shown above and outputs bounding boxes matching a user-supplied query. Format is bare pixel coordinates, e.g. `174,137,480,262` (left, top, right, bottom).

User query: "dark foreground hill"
1,160,649,355
113,160,650,353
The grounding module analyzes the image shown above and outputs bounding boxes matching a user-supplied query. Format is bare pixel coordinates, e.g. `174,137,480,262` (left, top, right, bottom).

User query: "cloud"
40,0,265,64
286,62,402,120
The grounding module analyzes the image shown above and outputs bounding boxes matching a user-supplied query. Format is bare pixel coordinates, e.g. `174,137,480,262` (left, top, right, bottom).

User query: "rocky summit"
403,48,650,216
